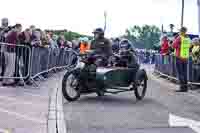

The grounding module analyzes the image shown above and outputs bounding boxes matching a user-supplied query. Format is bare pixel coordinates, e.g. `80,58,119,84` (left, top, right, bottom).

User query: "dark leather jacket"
90,38,112,57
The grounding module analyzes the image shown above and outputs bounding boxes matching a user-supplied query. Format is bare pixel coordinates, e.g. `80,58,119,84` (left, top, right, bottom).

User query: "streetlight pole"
181,0,184,27
104,11,107,32
197,0,200,36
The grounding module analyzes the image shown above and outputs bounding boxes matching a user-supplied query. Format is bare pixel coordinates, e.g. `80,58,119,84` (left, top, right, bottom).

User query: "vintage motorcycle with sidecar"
62,50,148,102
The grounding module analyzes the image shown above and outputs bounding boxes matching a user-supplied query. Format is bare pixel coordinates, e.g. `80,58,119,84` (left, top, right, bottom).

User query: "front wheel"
62,70,81,102
134,69,147,100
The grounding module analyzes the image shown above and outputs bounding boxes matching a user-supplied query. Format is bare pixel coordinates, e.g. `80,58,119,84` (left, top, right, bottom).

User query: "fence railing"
154,54,200,85
0,43,78,84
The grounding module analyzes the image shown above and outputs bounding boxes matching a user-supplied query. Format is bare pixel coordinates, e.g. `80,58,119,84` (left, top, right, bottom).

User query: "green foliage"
123,25,161,49
45,29,92,41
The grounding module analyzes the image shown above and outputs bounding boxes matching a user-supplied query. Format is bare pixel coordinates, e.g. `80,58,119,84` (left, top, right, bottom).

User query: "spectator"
79,37,90,54
48,34,58,49
168,40,174,54
29,25,36,34
57,34,65,48
40,31,49,48
160,36,169,55
172,27,191,92
31,29,42,47
3,24,22,86
0,18,11,42
0,18,10,80
18,28,33,85
191,38,200,82
40,31,49,78
48,34,60,58
72,39,79,51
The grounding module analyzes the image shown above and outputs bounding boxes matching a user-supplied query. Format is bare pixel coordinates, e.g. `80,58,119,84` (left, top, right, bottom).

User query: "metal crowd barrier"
154,54,200,85
0,43,31,79
0,42,78,85
30,47,77,79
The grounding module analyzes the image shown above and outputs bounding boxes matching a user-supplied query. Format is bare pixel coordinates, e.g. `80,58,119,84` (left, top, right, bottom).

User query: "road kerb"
56,87,67,133
47,88,57,133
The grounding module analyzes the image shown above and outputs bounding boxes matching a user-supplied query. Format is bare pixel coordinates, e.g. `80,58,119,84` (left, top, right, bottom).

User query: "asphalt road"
0,71,64,133
63,66,200,133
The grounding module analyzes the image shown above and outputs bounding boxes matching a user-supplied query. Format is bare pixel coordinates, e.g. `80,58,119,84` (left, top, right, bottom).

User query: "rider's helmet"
92,28,104,39
119,39,133,51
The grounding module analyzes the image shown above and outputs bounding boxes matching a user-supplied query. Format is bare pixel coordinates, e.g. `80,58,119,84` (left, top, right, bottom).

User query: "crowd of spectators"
160,32,200,63
158,27,200,91
0,18,80,86
136,49,156,64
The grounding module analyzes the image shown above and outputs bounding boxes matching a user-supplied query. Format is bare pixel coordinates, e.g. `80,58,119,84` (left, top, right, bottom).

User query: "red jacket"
6,31,18,44
160,39,169,55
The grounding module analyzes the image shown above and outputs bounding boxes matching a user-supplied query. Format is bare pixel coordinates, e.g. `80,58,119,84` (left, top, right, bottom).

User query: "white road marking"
56,88,67,133
0,107,45,124
23,92,48,99
169,113,200,133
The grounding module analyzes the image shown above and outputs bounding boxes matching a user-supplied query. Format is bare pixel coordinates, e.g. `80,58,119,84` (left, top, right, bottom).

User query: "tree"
124,25,161,49
45,29,92,41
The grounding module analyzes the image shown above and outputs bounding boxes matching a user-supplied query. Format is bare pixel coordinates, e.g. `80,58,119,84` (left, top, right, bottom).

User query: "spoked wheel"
134,70,147,100
62,71,81,102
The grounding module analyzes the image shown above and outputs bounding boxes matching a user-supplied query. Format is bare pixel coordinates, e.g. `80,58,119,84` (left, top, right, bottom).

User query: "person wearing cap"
172,27,191,92
90,28,112,66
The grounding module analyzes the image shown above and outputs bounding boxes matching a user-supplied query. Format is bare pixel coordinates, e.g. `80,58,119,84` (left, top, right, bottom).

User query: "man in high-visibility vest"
172,27,191,92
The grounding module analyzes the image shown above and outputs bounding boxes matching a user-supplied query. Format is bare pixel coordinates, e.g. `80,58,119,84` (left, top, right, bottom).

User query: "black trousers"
0,52,5,77
176,58,188,89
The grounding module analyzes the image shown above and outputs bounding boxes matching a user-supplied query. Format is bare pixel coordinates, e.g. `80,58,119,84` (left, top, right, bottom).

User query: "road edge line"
56,87,67,133
47,88,57,133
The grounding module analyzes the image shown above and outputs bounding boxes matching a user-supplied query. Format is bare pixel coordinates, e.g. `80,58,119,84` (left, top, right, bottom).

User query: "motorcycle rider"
90,28,112,66
118,39,139,69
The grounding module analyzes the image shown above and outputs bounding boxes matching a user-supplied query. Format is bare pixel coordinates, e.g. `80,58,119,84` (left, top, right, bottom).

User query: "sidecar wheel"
62,71,81,102
134,69,147,100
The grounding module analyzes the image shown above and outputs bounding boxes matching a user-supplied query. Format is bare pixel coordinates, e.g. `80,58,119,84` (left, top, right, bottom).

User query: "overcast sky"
0,0,198,37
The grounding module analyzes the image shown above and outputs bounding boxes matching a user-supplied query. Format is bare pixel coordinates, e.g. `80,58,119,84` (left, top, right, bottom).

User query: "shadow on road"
64,95,161,108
